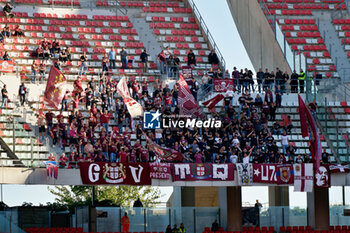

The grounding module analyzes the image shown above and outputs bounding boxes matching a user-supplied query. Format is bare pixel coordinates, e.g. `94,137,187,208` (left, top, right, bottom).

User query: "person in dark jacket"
208,50,219,65
256,68,264,93
290,70,299,93
3,3,14,18
211,219,219,232
133,198,143,207
187,49,196,66
140,49,149,73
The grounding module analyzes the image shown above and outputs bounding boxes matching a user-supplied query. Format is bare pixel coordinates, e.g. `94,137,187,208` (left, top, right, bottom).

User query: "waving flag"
117,77,143,118
178,74,204,118
44,67,67,109
298,95,322,173
202,94,224,113
145,135,184,162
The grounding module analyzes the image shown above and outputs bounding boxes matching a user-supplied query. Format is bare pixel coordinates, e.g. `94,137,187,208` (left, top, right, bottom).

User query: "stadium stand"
0,0,346,168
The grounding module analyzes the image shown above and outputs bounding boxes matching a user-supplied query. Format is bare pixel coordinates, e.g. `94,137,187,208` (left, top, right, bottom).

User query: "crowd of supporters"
29,64,327,168
0,3,324,168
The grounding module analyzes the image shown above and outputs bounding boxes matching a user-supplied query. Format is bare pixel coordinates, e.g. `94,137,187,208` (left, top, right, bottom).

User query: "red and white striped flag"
117,77,143,118
294,163,313,192
178,75,204,118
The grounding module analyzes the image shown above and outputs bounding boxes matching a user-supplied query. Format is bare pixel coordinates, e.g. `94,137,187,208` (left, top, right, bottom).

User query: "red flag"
202,94,224,113
145,135,184,162
178,74,204,118
298,95,322,173
44,67,67,109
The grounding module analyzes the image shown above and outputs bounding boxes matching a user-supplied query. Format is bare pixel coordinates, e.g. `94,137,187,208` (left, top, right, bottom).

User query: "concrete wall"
226,0,292,73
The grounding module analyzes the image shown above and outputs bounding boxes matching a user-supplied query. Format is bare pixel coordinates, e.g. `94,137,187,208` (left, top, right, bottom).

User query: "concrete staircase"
314,11,350,81
129,9,163,62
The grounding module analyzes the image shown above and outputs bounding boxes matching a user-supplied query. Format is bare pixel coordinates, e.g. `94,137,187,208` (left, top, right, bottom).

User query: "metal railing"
186,0,226,72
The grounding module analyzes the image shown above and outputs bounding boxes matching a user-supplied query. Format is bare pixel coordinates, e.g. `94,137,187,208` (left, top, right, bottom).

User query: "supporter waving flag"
117,76,143,118
298,95,323,185
178,74,204,119
202,94,225,113
44,66,67,109
145,135,184,162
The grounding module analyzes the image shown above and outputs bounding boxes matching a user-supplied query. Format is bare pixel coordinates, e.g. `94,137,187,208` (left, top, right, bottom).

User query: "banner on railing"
79,162,151,185
0,60,14,73
214,79,234,92
253,164,294,184
150,163,171,180
182,66,193,84
171,163,234,181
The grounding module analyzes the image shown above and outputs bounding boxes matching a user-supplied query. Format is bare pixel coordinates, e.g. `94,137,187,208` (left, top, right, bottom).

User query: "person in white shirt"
281,131,289,155
230,154,238,164
242,146,255,164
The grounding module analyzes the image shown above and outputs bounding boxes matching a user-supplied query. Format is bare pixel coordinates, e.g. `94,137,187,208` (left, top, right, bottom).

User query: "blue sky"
0,0,349,208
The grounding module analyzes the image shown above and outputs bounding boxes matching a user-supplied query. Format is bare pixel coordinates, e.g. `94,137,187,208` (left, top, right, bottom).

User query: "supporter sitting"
3,51,11,61
36,46,44,59
59,49,68,64
59,153,68,167
3,3,14,18
52,40,60,55
13,25,24,37
54,61,61,71
208,49,219,65
66,48,72,61
43,46,50,60
187,49,196,66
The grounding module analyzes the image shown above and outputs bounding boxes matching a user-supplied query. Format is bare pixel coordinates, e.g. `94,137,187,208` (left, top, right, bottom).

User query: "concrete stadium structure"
0,0,350,232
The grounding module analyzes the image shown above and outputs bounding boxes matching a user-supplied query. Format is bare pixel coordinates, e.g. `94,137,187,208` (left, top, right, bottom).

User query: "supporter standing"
120,48,128,69
140,49,149,73
39,62,46,83
1,84,8,109
79,52,88,76
298,69,306,93
275,85,282,107
256,68,264,93
18,83,26,106
290,70,299,93
108,48,116,69
102,53,109,75
158,50,166,74
31,61,38,83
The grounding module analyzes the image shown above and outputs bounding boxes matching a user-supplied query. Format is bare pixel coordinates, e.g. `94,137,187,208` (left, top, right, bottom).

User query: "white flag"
236,163,253,185
117,77,143,118
294,163,313,192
